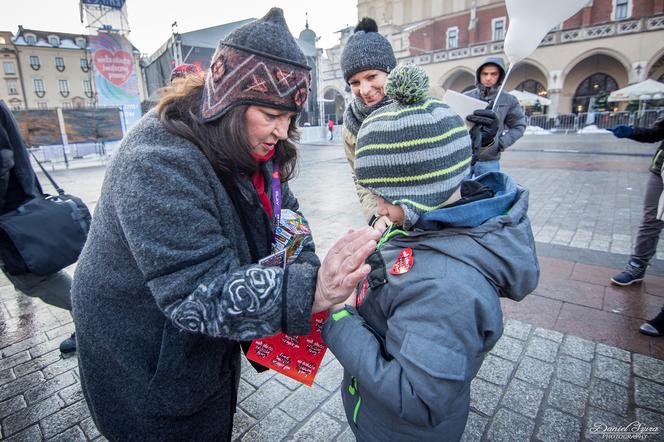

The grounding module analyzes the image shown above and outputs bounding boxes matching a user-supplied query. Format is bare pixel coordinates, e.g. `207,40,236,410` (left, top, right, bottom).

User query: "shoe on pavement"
639,310,664,337
611,259,646,286
59,332,76,355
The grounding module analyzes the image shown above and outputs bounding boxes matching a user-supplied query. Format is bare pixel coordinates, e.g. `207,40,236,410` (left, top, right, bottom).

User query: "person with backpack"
0,100,76,355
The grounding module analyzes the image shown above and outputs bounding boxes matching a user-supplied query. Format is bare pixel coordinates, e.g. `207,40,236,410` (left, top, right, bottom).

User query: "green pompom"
385,63,429,105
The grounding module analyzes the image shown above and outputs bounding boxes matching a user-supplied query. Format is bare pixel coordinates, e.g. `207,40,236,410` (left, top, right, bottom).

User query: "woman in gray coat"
71,9,378,441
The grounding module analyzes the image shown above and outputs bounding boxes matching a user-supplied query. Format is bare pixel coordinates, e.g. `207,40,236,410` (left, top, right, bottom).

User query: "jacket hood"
475,56,506,95
392,172,539,301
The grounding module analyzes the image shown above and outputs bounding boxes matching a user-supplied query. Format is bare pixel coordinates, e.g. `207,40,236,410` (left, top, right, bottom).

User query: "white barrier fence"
527,109,662,132
28,109,664,168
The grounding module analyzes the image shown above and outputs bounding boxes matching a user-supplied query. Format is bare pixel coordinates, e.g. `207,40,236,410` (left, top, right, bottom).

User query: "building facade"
322,0,664,117
7,26,147,111
0,31,26,110
11,27,97,110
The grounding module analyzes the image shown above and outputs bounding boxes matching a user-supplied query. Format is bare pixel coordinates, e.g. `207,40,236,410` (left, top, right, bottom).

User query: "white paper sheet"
442,90,487,127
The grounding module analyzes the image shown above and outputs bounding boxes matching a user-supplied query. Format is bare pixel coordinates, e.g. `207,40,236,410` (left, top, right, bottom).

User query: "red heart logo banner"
93,49,133,86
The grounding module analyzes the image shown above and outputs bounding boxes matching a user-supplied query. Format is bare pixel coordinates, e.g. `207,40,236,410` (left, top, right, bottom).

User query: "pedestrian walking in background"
608,115,664,338
71,9,379,440
323,64,539,441
464,57,526,177
327,118,334,140
0,100,76,355
609,115,664,287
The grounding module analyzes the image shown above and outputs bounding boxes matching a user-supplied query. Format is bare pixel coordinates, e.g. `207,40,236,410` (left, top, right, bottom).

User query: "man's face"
479,64,501,88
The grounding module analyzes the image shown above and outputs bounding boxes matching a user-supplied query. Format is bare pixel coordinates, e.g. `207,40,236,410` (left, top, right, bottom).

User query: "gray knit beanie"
201,8,311,122
340,18,396,83
355,64,472,227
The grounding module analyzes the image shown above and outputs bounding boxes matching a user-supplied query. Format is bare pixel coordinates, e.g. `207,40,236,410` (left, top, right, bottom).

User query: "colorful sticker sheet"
246,311,328,386
248,209,328,386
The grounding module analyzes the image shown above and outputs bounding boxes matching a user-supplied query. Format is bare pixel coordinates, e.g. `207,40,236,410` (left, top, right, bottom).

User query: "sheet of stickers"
248,210,328,386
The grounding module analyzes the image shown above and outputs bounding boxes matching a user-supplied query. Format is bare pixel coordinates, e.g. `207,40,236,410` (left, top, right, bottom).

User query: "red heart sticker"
93,49,134,86
356,279,369,306
390,248,414,275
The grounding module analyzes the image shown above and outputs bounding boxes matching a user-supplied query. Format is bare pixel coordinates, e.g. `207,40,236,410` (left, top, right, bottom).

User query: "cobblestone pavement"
1,135,663,441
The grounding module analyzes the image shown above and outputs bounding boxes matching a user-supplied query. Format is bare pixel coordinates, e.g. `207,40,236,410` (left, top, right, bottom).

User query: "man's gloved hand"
466,109,499,147
608,125,634,138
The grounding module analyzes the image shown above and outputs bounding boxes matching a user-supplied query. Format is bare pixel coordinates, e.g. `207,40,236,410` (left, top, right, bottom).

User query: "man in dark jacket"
464,56,526,176
610,116,664,286
608,115,664,337
0,100,76,354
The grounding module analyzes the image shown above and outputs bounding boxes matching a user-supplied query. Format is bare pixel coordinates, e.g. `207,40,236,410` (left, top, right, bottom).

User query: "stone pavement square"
1,139,664,440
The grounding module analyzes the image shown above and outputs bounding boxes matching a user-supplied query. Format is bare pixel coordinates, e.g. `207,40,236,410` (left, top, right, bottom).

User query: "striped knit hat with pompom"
355,63,472,227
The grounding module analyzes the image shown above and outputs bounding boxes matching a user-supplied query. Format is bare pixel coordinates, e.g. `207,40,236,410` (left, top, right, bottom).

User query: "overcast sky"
0,1,359,54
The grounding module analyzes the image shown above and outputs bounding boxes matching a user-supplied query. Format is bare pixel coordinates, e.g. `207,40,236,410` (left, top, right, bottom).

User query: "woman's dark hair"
156,75,299,184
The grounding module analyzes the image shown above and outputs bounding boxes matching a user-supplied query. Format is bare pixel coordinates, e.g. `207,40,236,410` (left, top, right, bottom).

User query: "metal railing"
527,109,663,131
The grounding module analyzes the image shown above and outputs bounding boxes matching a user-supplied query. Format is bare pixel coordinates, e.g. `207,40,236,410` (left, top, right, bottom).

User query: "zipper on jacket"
348,376,361,425
377,224,409,250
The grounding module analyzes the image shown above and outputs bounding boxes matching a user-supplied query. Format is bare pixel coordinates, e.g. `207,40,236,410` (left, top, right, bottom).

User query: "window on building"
446,27,459,49
58,79,70,97
76,37,86,49
7,80,18,95
55,56,65,71
29,55,40,70
33,78,45,97
3,62,15,75
572,73,618,113
25,34,36,45
37,101,48,109
49,36,60,47
614,0,630,19
492,18,506,41
80,58,89,72
83,79,93,97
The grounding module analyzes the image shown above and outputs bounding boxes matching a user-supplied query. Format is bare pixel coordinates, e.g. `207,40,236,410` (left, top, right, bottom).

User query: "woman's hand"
313,227,380,313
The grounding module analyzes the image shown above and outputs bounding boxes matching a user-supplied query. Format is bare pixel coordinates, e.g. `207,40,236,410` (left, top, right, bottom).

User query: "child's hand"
372,215,392,234
344,290,357,308
327,290,357,314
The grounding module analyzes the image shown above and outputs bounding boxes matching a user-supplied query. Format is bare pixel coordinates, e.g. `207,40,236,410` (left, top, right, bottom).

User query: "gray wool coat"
71,112,320,441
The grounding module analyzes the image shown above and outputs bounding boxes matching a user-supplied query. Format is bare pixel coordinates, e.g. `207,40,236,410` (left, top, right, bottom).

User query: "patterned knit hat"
355,64,472,226
201,8,311,122
340,18,396,83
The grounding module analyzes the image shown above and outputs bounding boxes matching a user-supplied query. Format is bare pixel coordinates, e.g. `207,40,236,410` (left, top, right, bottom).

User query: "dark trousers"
632,172,664,264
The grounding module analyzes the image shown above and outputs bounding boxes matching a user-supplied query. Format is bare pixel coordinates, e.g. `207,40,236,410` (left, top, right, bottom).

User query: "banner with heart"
93,49,133,86
88,32,142,130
